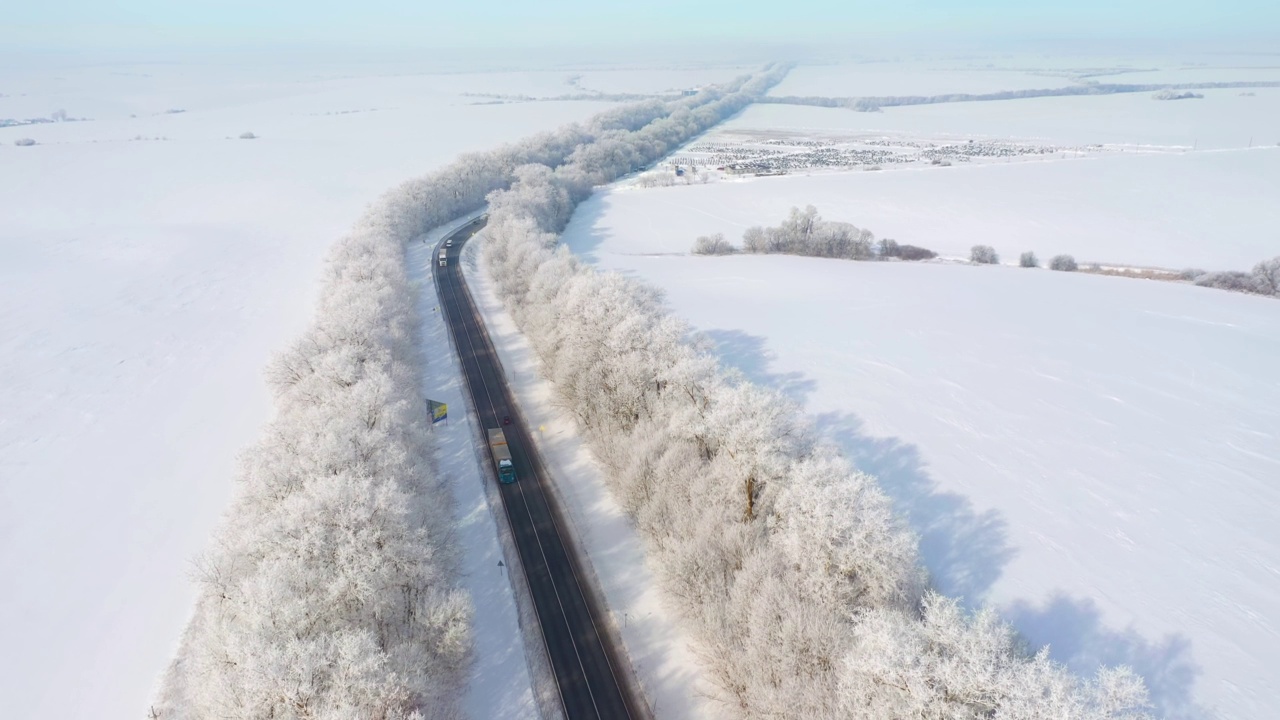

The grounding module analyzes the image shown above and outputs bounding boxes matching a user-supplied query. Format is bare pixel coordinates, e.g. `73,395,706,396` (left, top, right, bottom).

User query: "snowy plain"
562,226,1280,720
592,147,1280,270
638,61,1280,273
734,88,1280,150
558,57,1280,719
766,62,1078,97
0,57,745,720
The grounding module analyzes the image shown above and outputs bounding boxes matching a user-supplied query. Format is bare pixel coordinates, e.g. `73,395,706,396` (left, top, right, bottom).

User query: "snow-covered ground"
464,239,720,720
1101,67,1280,85
568,61,1280,712
767,62,1078,97
589,147,1280,269
554,55,1280,718
764,58,1280,100
0,57,744,720
559,224,1280,719
734,88,1280,150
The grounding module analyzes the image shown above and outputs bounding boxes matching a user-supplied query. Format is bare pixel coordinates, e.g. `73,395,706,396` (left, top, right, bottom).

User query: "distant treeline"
462,91,678,103
760,80,1280,111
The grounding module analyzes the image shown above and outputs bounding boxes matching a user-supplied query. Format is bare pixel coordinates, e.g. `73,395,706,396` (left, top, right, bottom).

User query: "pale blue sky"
4,0,1277,51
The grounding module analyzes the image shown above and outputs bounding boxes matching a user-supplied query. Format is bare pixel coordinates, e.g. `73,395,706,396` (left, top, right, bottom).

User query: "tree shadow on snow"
1006,594,1210,720
559,194,612,265
815,410,1017,605
700,326,1209,716
702,328,1014,604
703,329,816,404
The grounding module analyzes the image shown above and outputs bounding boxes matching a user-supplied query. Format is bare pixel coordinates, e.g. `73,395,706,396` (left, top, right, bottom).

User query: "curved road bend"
432,217,646,720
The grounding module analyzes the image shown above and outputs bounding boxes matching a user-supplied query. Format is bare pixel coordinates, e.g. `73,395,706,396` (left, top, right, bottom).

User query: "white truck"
438,248,447,267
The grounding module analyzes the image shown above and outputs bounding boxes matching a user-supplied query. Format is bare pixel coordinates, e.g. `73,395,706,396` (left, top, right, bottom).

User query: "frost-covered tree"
740,206,874,260
838,594,1151,719
1195,270,1259,293
971,244,999,264
1050,254,1078,271
1019,251,1039,268
1252,255,1280,295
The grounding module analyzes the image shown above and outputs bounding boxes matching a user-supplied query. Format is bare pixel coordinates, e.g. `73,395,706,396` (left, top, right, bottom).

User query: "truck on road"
488,428,516,484
438,248,448,267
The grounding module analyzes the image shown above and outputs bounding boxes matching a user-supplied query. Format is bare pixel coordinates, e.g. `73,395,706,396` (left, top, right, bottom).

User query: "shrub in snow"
1050,254,1079,271
692,233,737,255
1173,258,1280,297
478,63,1152,719
13,137,36,146
1152,90,1203,100
880,238,939,261
1252,256,1280,295
1020,251,1039,268
970,244,999,264
1195,270,1260,293
239,131,257,139
897,244,937,261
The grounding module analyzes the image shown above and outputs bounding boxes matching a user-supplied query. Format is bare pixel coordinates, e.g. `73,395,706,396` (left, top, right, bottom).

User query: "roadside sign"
426,399,448,424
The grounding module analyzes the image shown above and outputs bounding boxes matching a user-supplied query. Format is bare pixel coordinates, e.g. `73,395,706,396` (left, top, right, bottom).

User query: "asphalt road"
433,217,645,720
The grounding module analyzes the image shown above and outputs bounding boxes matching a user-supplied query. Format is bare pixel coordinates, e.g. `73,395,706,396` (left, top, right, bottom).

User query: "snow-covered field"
591,147,1280,269
0,56,745,720
559,56,1280,719
767,62,1077,97
6,49,1276,719
1102,67,1280,85
560,228,1280,720
618,56,1280,270
765,58,1280,100
736,89,1280,150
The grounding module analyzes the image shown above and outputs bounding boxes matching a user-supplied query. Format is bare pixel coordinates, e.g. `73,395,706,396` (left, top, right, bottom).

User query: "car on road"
445,238,453,247
502,415,511,426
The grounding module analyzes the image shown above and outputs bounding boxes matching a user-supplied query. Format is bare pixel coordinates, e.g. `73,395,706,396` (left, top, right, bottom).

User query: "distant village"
662,133,1105,177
